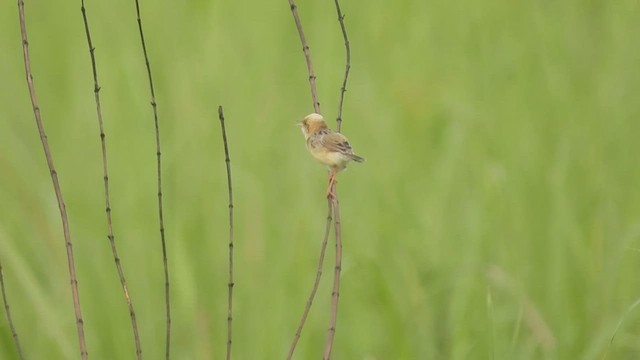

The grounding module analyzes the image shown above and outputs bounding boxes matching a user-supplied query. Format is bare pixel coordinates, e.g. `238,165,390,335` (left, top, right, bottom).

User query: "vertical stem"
287,0,321,114
131,1,171,358
80,2,143,358
333,0,350,133
0,261,25,360
324,4,352,352
322,182,342,360
17,0,88,358
286,198,333,360
218,106,235,360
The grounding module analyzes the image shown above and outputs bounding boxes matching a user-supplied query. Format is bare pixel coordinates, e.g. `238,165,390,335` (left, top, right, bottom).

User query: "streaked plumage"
298,113,364,196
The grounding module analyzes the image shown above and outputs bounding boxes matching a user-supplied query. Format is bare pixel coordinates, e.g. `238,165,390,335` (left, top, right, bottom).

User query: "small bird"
298,113,364,197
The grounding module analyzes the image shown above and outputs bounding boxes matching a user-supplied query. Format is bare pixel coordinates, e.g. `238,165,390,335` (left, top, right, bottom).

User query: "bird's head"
297,113,327,138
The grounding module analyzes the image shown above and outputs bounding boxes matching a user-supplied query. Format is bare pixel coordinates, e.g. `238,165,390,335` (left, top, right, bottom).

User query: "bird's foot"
326,173,337,199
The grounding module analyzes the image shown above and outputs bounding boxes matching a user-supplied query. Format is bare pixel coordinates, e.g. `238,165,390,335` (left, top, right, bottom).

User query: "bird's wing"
320,132,354,155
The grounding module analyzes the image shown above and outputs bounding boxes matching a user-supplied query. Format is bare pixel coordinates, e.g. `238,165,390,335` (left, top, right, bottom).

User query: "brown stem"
322,182,342,360
17,0,88,358
80,2,143,358
218,106,235,360
287,0,321,114
286,198,333,360
333,0,350,133
324,2,352,352
131,1,171,358
0,261,25,360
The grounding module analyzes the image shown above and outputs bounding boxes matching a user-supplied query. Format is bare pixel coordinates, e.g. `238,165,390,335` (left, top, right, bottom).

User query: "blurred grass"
1,0,640,359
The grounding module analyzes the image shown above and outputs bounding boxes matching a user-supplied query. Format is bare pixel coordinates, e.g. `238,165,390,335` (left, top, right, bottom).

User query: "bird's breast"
310,148,350,170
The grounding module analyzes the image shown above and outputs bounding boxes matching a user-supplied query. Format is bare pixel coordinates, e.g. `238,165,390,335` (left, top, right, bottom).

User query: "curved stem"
80,1,143,358
333,0,351,133
218,106,235,360
0,261,25,360
131,1,171,358
18,0,88,357
287,198,333,359
322,182,342,360
287,0,321,114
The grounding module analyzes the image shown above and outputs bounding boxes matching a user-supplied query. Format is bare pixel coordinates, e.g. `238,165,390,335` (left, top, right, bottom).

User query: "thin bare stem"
131,1,171,358
286,198,333,360
322,3,352,351
287,0,321,114
18,1,88,358
322,183,342,360
217,106,235,360
80,2,142,358
0,261,25,360
333,0,350,133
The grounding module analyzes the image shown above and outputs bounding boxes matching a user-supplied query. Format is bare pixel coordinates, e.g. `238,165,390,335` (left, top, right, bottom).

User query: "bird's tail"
349,154,365,163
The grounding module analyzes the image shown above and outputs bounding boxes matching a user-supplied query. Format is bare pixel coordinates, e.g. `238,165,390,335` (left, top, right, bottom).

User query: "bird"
298,113,364,198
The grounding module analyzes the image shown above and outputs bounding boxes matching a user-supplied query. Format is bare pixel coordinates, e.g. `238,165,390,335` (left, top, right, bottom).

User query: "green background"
1,0,640,359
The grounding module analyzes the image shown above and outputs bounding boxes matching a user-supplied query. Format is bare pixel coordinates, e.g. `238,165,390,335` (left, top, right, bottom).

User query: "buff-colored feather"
298,113,365,172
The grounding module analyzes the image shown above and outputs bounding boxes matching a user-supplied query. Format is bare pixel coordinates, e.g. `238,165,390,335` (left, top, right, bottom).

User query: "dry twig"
80,2,143,358
287,199,333,359
322,0,351,354
217,106,235,360
287,0,321,114
18,1,88,358
131,1,171,358
285,0,354,358
333,0,350,133
322,184,342,359
0,261,25,360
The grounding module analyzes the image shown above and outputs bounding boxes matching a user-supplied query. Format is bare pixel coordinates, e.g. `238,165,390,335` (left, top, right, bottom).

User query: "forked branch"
18,0,88,358
80,1,142,358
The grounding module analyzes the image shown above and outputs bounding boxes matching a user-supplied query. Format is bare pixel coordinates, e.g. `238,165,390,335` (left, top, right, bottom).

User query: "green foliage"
1,0,640,358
